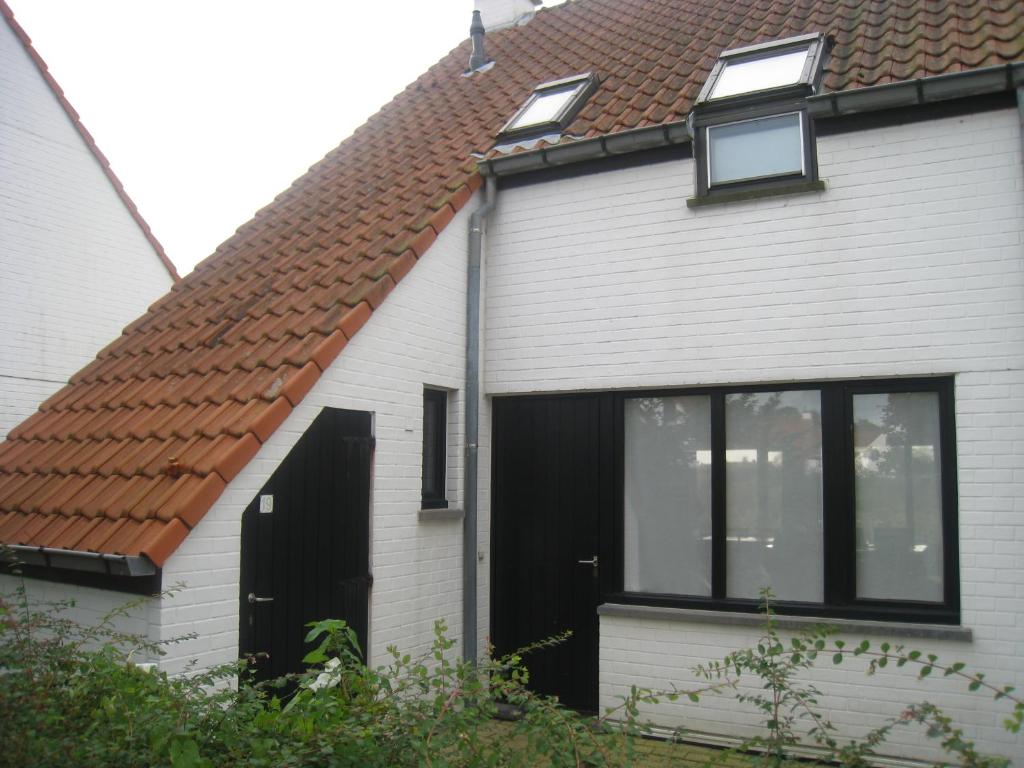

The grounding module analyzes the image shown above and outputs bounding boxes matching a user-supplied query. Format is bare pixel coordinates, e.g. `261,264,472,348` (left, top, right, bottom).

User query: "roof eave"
479,62,1024,179
807,62,1024,119
5,543,157,577
479,120,692,177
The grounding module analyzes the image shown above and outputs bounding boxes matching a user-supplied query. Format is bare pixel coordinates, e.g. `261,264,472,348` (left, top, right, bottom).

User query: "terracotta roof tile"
1,0,1020,567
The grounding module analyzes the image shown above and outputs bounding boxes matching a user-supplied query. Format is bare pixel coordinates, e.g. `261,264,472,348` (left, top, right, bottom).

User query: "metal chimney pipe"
469,10,488,71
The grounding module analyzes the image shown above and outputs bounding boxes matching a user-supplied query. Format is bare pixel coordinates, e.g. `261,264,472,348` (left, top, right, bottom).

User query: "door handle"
248,592,274,604
577,556,599,568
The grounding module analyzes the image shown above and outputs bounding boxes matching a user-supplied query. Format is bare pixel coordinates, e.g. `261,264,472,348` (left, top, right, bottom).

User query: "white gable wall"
155,195,476,674
481,107,1023,761
0,15,174,438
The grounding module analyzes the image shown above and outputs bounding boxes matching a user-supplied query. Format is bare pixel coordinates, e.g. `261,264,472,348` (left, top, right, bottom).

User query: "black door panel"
492,395,607,711
239,408,372,682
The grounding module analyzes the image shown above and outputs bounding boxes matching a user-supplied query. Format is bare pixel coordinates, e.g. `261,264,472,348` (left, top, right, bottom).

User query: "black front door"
491,395,611,711
239,407,372,682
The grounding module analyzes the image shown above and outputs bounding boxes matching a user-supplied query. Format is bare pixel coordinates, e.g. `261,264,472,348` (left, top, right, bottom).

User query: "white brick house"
0,2,178,438
481,105,1024,762
1,1,1022,764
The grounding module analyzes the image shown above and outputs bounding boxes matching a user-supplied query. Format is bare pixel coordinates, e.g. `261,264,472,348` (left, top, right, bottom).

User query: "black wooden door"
239,407,372,682
491,395,610,711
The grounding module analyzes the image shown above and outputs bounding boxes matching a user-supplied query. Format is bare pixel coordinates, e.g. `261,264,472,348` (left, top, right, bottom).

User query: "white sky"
9,1,563,275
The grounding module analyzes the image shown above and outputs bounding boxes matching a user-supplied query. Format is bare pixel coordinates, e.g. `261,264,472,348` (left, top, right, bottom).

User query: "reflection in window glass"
624,396,712,595
708,113,803,185
711,48,809,99
854,392,944,602
726,391,823,602
508,83,582,130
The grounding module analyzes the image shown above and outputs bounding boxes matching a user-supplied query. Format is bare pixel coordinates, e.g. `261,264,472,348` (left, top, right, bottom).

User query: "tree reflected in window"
854,392,943,602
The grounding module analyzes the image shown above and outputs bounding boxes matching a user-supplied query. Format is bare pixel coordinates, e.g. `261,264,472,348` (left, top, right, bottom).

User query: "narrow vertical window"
623,395,712,596
725,390,823,602
853,391,944,602
421,389,448,509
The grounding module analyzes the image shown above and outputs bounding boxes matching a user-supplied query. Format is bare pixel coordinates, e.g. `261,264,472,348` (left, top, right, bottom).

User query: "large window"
617,378,958,623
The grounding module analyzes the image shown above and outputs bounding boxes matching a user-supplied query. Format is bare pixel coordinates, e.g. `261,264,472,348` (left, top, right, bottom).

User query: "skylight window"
696,33,827,106
499,73,597,138
709,48,810,100
511,83,581,129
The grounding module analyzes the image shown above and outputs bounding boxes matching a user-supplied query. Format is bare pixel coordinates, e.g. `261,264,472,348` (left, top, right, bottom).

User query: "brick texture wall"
156,196,475,674
0,15,173,438
481,107,1024,762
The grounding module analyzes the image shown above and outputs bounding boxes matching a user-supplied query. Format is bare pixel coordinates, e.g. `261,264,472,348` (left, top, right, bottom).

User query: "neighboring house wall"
0,15,174,437
481,108,1023,760
153,197,475,674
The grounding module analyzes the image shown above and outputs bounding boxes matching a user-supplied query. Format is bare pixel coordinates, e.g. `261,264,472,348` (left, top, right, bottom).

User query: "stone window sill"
597,603,972,642
686,179,826,208
418,507,464,522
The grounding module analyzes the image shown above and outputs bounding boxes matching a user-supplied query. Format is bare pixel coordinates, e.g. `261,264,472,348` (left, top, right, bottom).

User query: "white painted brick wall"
0,15,174,438
482,107,1024,762
156,196,475,674
0,572,161,662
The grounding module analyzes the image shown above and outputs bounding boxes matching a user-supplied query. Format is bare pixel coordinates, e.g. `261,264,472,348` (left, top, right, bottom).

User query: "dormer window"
499,73,598,140
689,33,829,205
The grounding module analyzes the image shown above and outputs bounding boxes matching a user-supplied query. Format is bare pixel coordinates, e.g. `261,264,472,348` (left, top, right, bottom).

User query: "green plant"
695,590,1021,767
0,564,722,768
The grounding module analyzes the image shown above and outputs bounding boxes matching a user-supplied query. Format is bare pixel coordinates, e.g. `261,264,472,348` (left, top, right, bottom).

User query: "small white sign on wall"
259,494,274,514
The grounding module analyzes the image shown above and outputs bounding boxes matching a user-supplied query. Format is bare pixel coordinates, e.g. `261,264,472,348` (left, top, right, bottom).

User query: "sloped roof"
0,0,180,282
1,0,1021,568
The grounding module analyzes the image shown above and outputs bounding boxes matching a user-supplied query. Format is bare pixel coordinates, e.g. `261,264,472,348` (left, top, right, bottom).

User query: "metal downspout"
463,175,497,663
1018,86,1024,178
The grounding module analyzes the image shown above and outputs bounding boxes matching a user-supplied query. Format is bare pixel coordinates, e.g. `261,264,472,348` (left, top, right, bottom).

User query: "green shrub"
3,573,1019,767
0,577,698,768
694,591,1022,767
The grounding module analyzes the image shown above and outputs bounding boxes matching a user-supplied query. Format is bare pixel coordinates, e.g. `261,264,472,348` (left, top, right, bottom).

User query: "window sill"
597,603,972,642
418,507,464,522
686,178,826,208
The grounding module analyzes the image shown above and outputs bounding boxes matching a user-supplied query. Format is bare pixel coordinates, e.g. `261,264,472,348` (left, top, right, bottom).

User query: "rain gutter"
807,62,1024,118
478,121,691,178
463,174,497,663
477,63,1024,180
4,544,157,577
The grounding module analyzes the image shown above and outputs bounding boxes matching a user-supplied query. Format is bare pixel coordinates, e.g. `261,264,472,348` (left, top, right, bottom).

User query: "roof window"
710,48,810,99
499,73,597,139
697,33,827,105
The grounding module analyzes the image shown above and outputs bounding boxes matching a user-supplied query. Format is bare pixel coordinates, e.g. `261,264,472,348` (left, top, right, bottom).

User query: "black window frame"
690,33,830,201
609,377,960,625
498,72,599,141
692,98,819,197
421,388,449,510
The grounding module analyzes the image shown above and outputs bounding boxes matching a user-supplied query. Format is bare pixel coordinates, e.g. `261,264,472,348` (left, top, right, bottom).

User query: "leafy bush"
0,576,709,768
2,572,1020,767
695,592,1022,767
